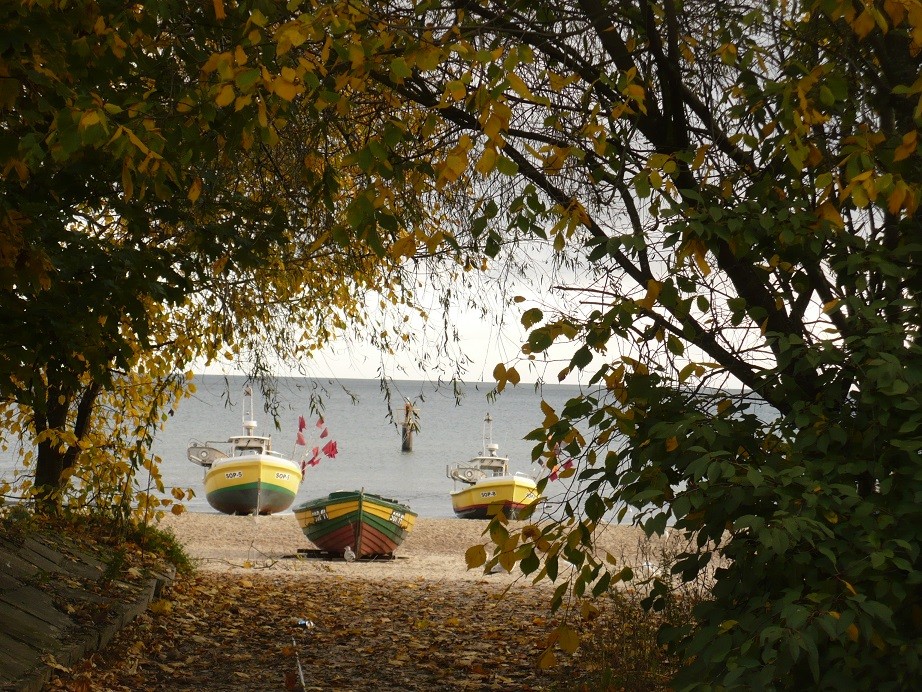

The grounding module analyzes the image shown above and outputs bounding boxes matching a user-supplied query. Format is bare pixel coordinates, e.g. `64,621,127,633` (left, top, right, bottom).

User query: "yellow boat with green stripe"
447,413,545,519
202,453,301,515
188,386,303,515
293,490,416,558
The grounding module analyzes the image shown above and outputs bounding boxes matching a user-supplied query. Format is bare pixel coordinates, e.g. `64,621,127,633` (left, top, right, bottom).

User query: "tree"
256,0,922,687
0,0,430,512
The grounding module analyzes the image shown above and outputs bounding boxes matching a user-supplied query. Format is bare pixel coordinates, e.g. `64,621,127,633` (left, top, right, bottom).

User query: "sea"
0,374,589,519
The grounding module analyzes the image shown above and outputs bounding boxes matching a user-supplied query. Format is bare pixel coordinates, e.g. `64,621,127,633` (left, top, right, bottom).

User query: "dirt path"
49,570,568,691
47,513,651,690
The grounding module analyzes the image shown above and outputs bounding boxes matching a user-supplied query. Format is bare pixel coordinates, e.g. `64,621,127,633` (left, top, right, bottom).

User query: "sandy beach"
155,512,654,585
46,514,676,690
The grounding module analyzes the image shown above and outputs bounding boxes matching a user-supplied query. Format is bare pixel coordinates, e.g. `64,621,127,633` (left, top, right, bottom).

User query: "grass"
551,531,712,691
1,503,195,576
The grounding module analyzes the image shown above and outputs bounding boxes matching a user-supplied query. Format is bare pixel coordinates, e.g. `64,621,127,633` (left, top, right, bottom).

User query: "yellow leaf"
234,45,248,66
624,83,647,113
149,599,173,615
692,144,710,170
212,0,226,21
851,9,876,39
537,647,556,670
522,524,542,540
543,146,569,174
121,161,133,199
846,623,860,642
273,79,300,101
638,279,662,310
390,233,416,259
187,178,202,202
817,200,844,228
446,80,466,102
894,130,918,162
215,84,235,107
557,625,580,654
822,299,840,313
475,146,497,176
442,153,468,181
79,111,100,129
580,601,600,621
888,184,908,214
506,72,535,100
122,127,151,156
665,436,679,452
349,43,365,69
499,543,517,572
464,544,487,569
693,245,711,277
258,100,268,128
482,113,506,142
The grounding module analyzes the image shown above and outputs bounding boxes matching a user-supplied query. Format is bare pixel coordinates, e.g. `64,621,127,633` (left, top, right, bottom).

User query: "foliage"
0,0,435,513
247,0,922,688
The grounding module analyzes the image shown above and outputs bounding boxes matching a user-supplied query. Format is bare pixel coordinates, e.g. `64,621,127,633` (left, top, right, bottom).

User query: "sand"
155,513,656,586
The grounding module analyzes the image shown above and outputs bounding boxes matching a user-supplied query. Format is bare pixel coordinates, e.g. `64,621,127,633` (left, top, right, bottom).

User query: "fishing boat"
293,490,417,558
187,386,303,515
446,413,543,519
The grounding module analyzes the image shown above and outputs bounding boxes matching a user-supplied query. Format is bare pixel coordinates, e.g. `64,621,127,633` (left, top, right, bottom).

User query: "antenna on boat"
242,385,257,436
483,413,499,457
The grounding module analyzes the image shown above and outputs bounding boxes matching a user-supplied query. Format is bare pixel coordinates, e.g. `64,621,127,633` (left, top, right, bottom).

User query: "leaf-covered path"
49,570,567,691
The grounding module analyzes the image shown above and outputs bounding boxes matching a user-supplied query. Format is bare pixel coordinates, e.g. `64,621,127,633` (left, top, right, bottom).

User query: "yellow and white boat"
187,386,303,515
446,414,543,520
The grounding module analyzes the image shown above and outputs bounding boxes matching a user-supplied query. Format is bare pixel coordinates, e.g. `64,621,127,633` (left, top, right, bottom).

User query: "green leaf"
521,307,543,328
389,57,411,81
527,328,554,353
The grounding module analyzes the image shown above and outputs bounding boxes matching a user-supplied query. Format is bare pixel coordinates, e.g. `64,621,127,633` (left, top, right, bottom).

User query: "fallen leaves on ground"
48,570,576,691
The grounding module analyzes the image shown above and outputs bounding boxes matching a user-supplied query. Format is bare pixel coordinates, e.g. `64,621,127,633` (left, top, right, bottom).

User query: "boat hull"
293,491,417,557
449,475,542,520
203,455,302,515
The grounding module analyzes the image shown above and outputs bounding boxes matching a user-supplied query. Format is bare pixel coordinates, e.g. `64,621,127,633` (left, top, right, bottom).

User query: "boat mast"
242,385,257,436
482,413,499,457
243,385,261,516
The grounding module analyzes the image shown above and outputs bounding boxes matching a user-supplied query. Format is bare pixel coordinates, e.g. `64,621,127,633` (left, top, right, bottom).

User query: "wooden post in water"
401,399,418,452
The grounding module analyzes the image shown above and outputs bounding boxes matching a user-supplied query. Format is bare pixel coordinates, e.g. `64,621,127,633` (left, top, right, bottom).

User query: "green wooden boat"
292,490,416,558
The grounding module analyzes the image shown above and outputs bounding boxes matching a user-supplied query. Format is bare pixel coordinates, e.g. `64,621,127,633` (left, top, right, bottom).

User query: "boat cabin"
228,435,272,455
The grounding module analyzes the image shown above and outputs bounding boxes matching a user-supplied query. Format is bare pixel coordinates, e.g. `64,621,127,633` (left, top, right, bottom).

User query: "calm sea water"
1,375,585,518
